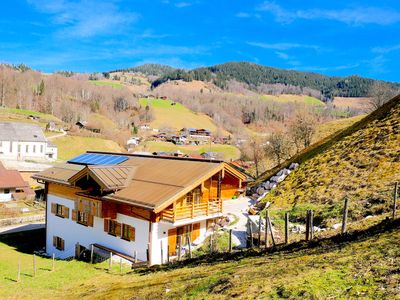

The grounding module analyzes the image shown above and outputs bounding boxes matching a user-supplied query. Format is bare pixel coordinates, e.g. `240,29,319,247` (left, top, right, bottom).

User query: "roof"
33,152,247,212
0,122,47,142
0,163,29,189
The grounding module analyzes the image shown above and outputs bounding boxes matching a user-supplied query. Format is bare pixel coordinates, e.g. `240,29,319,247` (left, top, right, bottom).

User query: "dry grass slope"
262,95,400,221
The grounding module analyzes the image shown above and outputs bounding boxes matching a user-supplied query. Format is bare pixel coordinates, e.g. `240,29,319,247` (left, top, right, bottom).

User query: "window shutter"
53,236,57,247
88,214,94,227
63,207,70,219
129,226,135,241
115,222,122,237
72,209,77,221
51,203,57,215
104,219,110,232
61,239,65,251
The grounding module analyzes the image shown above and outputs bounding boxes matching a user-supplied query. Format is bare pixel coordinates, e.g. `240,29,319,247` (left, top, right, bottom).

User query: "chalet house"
181,128,212,139
33,151,247,265
0,162,33,202
0,122,58,161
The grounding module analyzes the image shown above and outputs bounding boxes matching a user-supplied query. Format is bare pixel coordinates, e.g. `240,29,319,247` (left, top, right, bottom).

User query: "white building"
0,122,57,161
33,152,247,265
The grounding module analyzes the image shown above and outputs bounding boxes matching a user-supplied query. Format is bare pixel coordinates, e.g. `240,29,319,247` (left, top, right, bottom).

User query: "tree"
368,81,399,111
240,136,265,177
265,130,292,165
289,112,317,153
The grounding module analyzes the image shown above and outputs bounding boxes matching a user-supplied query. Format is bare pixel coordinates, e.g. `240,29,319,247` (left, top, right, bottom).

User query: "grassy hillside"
140,141,240,161
0,107,63,125
0,218,399,299
262,95,400,221
139,98,226,133
314,115,366,142
89,80,124,89
53,136,123,161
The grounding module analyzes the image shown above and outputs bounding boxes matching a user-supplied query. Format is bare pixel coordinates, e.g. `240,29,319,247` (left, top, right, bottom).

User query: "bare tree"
241,135,265,177
265,130,292,165
289,112,317,153
368,81,399,111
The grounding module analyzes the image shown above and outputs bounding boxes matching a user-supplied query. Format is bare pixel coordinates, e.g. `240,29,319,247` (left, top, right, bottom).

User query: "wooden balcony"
161,198,222,223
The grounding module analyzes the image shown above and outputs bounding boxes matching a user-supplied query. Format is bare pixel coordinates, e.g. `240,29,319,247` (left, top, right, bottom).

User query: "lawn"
139,141,241,161
139,98,227,134
89,80,124,89
53,136,123,161
0,218,399,299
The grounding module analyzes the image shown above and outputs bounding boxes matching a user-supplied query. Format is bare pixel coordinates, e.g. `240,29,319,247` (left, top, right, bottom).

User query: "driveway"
223,196,254,248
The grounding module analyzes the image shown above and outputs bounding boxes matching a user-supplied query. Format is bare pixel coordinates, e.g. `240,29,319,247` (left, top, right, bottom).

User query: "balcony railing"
161,198,222,223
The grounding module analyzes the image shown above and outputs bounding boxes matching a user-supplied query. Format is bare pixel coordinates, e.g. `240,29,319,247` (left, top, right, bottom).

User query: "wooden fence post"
17,259,20,282
267,216,276,246
393,182,398,219
342,198,349,234
265,211,269,248
109,252,112,271
33,254,36,277
187,235,192,259
305,210,310,241
147,243,150,266
309,210,314,240
90,245,94,264
177,236,182,261
167,246,170,264
228,229,233,253
52,253,55,272
209,233,213,255
134,250,138,264
249,218,254,248
285,212,289,245
258,215,262,248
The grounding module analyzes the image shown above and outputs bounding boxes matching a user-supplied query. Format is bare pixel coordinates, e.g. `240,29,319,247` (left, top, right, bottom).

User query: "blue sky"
1,0,400,81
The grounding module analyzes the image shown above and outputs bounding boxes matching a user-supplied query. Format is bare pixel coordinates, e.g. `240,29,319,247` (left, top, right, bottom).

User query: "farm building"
0,122,57,161
180,128,212,139
0,162,33,202
33,151,247,265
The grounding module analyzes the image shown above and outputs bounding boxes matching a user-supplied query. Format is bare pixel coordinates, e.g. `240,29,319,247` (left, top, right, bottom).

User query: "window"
104,219,121,236
186,187,201,206
40,145,43,153
77,211,89,225
51,203,69,218
17,144,21,153
26,145,29,153
56,204,63,217
33,145,36,153
53,236,65,251
9,142,12,153
121,224,135,241
4,189,10,194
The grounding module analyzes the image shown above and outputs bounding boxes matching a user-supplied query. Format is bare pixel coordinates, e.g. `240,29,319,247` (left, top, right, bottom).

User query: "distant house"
139,124,151,130
46,121,57,132
32,152,247,265
0,162,33,202
181,128,211,139
75,121,100,133
127,137,141,147
200,152,220,160
0,122,58,161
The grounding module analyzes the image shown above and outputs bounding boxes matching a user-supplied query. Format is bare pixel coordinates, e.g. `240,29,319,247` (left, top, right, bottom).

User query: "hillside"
0,217,399,299
139,98,227,134
262,95,400,221
150,62,400,100
109,63,176,77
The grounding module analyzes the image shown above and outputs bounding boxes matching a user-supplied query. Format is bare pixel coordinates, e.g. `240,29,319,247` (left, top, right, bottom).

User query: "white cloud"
247,42,320,51
235,12,251,18
372,44,400,54
27,0,138,38
258,1,400,26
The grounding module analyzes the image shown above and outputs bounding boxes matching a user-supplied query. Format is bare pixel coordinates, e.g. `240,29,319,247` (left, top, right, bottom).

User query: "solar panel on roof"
67,153,129,165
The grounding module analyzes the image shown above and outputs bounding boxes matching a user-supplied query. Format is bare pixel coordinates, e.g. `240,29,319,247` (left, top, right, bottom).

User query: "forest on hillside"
140,62,400,101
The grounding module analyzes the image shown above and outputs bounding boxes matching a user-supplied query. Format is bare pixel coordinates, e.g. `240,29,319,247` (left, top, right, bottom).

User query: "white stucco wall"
0,140,56,161
46,194,150,261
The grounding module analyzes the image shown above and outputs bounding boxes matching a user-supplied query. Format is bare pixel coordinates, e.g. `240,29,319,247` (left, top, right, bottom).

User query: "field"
139,98,226,134
0,217,399,299
261,94,325,106
139,141,241,161
53,136,123,161
0,107,63,125
89,80,124,89
314,115,365,142
333,97,370,112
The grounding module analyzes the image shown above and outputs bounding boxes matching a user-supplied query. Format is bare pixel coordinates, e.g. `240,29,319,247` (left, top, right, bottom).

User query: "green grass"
89,80,124,89
260,94,325,106
139,98,227,134
1,219,399,299
140,141,241,161
0,107,63,123
53,136,123,161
